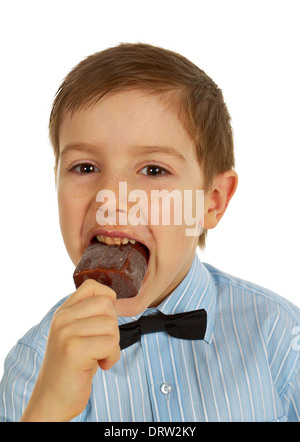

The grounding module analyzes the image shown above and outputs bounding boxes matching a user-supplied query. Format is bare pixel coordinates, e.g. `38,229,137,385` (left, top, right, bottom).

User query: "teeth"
95,234,136,245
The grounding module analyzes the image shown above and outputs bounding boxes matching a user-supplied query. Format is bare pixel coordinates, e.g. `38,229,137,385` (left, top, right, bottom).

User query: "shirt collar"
118,252,216,344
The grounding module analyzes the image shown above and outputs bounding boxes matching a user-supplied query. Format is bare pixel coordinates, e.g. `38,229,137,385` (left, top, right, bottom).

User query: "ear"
204,170,238,229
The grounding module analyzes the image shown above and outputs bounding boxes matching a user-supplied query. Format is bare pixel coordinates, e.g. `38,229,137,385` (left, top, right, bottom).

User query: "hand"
20,279,120,422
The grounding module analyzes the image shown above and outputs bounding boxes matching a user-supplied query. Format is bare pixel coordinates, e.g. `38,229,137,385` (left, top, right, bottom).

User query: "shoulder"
203,262,300,324
17,296,68,357
0,296,69,422
202,262,300,418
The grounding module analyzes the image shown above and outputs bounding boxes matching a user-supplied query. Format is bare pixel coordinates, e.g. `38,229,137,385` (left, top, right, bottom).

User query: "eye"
70,163,100,175
139,165,169,177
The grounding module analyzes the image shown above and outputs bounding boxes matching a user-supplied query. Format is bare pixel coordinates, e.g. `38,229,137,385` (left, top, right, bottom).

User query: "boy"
0,43,299,422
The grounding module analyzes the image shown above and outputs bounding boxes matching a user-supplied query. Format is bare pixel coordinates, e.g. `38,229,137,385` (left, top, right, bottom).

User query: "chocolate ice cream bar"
73,241,148,299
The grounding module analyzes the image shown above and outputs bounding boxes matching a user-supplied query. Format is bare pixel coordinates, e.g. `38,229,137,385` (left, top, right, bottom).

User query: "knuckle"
49,314,76,349
52,323,70,348
80,278,115,295
94,295,115,316
78,279,117,303
102,285,117,299
50,310,64,335
105,335,121,355
100,294,114,308
51,308,70,333
104,315,119,335
81,278,99,289
63,335,80,360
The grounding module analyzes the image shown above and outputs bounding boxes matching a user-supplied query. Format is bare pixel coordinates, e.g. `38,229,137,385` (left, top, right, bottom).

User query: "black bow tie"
119,309,207,350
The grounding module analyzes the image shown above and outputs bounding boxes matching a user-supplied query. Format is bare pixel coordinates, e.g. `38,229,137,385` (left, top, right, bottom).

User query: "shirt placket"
141,331,183,422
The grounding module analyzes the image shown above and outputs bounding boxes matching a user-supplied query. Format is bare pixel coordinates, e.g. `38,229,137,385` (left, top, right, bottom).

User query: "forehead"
59,90,197,160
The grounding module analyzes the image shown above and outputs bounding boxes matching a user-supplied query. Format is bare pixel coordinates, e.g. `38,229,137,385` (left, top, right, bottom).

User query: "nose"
95,181,129,226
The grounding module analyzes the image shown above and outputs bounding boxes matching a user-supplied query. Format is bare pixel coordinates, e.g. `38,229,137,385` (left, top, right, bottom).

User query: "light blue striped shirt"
1,255,300,422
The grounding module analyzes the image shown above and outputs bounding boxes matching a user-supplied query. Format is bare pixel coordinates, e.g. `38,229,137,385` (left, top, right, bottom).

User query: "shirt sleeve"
282,363,300,422
0,342,43,422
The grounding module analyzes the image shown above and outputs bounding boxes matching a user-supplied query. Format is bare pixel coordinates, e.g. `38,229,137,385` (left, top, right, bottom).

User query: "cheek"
151,225,197,298
57,184,89,258
58,187,79,227
155,223,195,262
58,178,89,219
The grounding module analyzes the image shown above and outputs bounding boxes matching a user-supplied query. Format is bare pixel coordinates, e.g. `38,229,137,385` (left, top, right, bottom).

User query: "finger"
78,335,121,370
98,343,121,371
52,294,118,336
64,294,117,322
58,279,117,312
98,356,120,371
67,315,120,339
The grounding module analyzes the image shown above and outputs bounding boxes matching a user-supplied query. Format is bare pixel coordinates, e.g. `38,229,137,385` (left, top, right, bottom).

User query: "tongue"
73,241,148,299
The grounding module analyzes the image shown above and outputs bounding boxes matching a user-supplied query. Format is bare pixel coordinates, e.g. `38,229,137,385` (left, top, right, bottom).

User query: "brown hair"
49,43,235,248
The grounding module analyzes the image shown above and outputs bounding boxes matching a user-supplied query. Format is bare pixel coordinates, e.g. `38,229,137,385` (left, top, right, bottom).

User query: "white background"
0,0,299,377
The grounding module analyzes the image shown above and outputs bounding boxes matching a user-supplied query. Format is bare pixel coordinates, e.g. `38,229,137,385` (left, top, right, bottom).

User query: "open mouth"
74,233,150,299
91,234,150,264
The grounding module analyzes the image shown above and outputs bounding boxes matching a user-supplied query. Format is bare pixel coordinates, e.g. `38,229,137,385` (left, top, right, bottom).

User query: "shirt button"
160,382,172,395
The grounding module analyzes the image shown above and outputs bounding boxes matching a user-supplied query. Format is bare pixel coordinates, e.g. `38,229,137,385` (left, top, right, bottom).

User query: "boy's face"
56,90,205,317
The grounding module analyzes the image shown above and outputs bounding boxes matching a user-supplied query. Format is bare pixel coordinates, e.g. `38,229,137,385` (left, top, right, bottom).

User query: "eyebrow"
59,143,187,162
59,143,98,159
131,145,186,162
